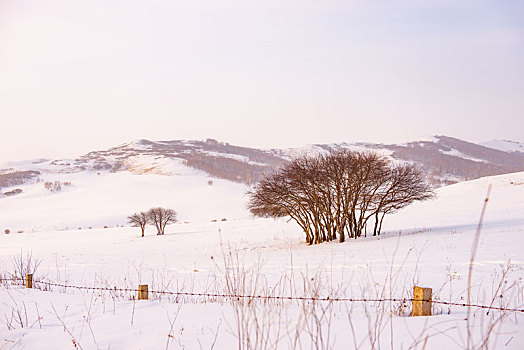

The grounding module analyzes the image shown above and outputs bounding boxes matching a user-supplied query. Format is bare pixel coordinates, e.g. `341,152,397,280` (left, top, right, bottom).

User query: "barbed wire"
1,276,523,313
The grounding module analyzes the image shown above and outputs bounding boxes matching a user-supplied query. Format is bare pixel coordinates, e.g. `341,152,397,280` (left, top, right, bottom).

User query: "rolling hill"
1,135,524,233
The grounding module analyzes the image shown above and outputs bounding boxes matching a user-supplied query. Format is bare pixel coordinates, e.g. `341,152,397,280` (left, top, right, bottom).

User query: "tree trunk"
373,212,379,236
378,213,386,235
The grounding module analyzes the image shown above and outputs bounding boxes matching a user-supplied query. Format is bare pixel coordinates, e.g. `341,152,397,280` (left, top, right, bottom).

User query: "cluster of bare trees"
128,207,177,237
0,170,40,189
185,153,275,184
2,188,22,197
248,150,434,245
44,181,71,192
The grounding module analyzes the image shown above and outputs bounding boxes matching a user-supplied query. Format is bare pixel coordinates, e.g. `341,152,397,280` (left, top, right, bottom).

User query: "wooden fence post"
412,286,432,316
26,274,33,289
138,284,148,300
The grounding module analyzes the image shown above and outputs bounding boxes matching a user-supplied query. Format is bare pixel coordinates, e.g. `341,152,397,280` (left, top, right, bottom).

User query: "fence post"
138,284,149,300
26,274,33,289
412,286,432,316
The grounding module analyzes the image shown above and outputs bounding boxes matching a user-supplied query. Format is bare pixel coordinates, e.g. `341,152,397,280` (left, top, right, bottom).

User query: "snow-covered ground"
0,162,249,232
482,139,524,153
1,168,523,349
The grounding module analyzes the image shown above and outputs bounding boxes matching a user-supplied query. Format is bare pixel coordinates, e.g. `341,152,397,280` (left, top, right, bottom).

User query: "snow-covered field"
0,163,249,232
1,166,524,349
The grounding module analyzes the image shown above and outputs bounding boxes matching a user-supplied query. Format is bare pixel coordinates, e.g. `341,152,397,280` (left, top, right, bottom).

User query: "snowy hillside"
482,139,524,153
1,171,523,349
2,136,524,198
0,160,248,233
2,135,524,234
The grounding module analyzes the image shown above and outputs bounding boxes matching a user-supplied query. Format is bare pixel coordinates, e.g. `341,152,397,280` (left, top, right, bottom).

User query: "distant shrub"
147,207,177,235
208,180,213,186
3,188,23,196
128,207,177,236
0,170,40,188
128,212,149,237
44,180,72,192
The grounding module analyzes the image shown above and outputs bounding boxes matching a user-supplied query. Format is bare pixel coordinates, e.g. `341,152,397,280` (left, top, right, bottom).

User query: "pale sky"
1,0,523,164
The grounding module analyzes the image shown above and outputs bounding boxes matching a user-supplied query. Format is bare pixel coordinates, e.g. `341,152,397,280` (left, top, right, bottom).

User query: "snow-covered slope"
1,171,523,349
481,139,524,153
3,136,524,196
0,160,248,233
387,169,524,230
0,162,247,232
2,134,524,234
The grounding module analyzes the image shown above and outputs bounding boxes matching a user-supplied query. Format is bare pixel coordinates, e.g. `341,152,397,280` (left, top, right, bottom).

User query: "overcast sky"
1,0,523,164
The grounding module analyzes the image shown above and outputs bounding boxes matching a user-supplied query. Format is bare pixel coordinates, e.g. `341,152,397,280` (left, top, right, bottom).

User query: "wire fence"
1,276,523,314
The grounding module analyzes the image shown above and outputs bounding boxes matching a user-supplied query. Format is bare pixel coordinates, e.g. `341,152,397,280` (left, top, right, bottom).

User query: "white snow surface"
284,143,393,160
481,139,524,153
0,162,248,232
1,169,524,349
439,148,488,163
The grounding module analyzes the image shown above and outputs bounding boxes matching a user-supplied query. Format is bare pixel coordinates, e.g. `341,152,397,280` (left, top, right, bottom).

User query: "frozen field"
1,169,524,349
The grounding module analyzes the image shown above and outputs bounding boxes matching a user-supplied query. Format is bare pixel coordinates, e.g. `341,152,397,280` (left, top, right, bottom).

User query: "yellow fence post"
26,274,33,289
412,286,432,316
138,284,149,300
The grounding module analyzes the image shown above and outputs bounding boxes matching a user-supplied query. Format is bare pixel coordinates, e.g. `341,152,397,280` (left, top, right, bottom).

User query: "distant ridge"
2,136,524,189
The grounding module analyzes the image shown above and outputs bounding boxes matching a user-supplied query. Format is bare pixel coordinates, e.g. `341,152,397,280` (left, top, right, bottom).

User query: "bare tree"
128,212,149,237
370,163,434,236
148,207,177,235
248,150,434,245
248,156,322,245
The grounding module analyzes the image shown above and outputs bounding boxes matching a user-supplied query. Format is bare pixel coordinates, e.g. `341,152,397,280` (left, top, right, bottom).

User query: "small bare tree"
128,212,149,237
148,207,177,235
